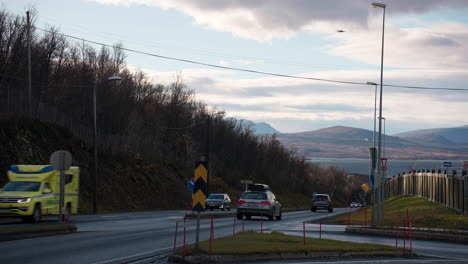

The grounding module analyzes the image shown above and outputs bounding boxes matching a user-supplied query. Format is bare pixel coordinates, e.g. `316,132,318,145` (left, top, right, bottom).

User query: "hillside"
277,125,468,159
0,118,191,213
394,125,468,146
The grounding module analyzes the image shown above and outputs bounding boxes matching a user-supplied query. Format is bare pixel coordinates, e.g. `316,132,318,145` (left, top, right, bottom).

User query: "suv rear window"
241,192,267,200
314,195,329,201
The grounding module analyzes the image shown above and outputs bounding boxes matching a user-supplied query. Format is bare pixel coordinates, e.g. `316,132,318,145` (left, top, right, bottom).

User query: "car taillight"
260,201,271,205
237,200,246,204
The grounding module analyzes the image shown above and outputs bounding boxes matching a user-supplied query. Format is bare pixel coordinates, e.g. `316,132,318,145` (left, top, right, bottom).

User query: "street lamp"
206,110,226,196
366,81,378,227
366,82,378,148
371,1,386,224
93,75,122,214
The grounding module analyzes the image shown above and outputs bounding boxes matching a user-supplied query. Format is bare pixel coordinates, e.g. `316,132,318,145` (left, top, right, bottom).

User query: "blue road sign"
370,174,375,188
187,178,194,192
442,162,452,168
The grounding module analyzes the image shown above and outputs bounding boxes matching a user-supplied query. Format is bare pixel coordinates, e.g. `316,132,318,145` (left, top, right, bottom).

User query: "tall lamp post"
371,1,386,224
366,81,378,226
93,75,122,214
205,110,225,196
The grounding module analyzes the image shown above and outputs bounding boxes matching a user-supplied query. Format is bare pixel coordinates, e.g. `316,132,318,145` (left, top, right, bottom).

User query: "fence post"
303,221,306,246
464,175,468,215
319,219,322,239
173,221,179,253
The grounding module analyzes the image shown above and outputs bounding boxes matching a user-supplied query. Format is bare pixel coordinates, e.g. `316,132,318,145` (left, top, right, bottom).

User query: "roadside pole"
193,160,208,248
50,151,72,223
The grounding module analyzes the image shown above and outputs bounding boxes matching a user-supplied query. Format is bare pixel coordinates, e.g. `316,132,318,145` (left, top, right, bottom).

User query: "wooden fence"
385,170,468,215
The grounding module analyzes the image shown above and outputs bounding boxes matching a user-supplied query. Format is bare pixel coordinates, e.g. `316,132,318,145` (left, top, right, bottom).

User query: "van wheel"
32,204,42,223
64,203,72,222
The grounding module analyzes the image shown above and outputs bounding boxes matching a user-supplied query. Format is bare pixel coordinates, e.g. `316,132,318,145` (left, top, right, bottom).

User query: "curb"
168,251,416,263
0,224,77,242
184,208,308,219
345,227,468,244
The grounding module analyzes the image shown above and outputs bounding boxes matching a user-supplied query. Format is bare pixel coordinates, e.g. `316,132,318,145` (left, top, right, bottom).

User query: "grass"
325,196,468,230
183,231,399,255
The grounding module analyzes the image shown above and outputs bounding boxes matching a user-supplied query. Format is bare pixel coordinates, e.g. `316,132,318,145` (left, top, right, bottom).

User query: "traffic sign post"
442,161,452,168
50,150,72,224
193,160,208,248
240,179,253,191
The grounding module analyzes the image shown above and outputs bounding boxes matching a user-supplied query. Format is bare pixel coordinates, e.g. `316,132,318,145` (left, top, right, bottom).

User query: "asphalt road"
0,208,467,264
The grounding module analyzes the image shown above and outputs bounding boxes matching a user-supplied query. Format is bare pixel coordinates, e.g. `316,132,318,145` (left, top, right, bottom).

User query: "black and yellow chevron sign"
192,161,208,212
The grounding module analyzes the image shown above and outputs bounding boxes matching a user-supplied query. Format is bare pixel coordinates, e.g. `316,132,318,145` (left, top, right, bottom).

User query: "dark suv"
236,184,282,221
205,193,231,211
311,194,333,212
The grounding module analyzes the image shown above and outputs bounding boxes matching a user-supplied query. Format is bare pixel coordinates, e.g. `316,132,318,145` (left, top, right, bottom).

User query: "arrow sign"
187,178,194,192
192,161,208,212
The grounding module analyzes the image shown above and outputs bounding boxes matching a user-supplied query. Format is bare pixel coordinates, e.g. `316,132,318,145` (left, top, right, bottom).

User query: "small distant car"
205,193,231,211
311,194,333,212
236,183,282,221
350,202,359,208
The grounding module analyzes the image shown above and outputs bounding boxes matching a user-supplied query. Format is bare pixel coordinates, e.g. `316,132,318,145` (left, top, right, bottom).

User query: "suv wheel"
227,207,231,211
276,209,282,220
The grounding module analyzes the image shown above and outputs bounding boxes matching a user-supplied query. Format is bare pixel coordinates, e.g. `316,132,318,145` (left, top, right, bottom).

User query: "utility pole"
26,11,32,117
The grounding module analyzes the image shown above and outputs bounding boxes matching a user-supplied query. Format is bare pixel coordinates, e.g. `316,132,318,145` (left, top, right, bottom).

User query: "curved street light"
93,75,123,214
371,1,386,225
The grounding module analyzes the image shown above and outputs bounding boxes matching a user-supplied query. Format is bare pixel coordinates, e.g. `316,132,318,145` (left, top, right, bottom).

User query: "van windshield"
2,181,41,192
208,194,224,199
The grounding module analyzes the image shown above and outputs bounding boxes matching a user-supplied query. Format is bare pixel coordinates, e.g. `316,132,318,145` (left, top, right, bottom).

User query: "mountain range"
249,122,468,160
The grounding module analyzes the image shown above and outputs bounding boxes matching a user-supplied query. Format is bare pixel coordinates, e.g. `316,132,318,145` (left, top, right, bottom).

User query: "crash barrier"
385,170,468,215
302,220,324,242
395,208,413,252
173,216,257,255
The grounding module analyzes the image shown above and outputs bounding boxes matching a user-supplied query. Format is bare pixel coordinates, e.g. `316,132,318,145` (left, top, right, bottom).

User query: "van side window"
43,182,51,192
65,174,73,185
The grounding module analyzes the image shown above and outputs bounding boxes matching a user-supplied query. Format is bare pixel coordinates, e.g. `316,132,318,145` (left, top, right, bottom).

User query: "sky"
3,0,468,134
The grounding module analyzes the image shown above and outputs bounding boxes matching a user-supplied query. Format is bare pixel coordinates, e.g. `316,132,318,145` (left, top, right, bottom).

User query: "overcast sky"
3,0,468,134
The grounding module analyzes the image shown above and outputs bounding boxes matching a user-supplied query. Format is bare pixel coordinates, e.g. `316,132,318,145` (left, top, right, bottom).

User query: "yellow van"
0,165,79,222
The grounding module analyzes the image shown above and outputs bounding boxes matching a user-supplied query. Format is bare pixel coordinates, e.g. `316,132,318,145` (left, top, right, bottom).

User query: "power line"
28,26,468,92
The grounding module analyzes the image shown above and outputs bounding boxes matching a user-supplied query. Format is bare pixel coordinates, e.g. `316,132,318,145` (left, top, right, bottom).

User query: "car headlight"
17,198,31,203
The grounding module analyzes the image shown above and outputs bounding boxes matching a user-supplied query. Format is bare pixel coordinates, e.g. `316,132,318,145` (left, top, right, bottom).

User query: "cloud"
327,20,468,69
134,66,468,133
92,0,468,42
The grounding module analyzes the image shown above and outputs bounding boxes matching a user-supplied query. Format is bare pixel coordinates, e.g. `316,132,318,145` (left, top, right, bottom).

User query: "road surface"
0,208,467,264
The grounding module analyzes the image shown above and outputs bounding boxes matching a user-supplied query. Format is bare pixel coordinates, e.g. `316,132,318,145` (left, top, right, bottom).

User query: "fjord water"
308,158,464,177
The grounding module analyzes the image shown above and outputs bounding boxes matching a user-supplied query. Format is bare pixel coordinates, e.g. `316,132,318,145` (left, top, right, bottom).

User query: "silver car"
205,193,231,211
236,184,282,221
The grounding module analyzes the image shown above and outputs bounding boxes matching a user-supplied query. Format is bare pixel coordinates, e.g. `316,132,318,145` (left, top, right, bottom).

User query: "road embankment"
345,226,468,244
0,223,77,242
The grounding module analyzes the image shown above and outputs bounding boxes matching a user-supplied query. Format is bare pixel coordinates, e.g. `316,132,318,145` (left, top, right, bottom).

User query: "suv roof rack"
247,183,270,192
